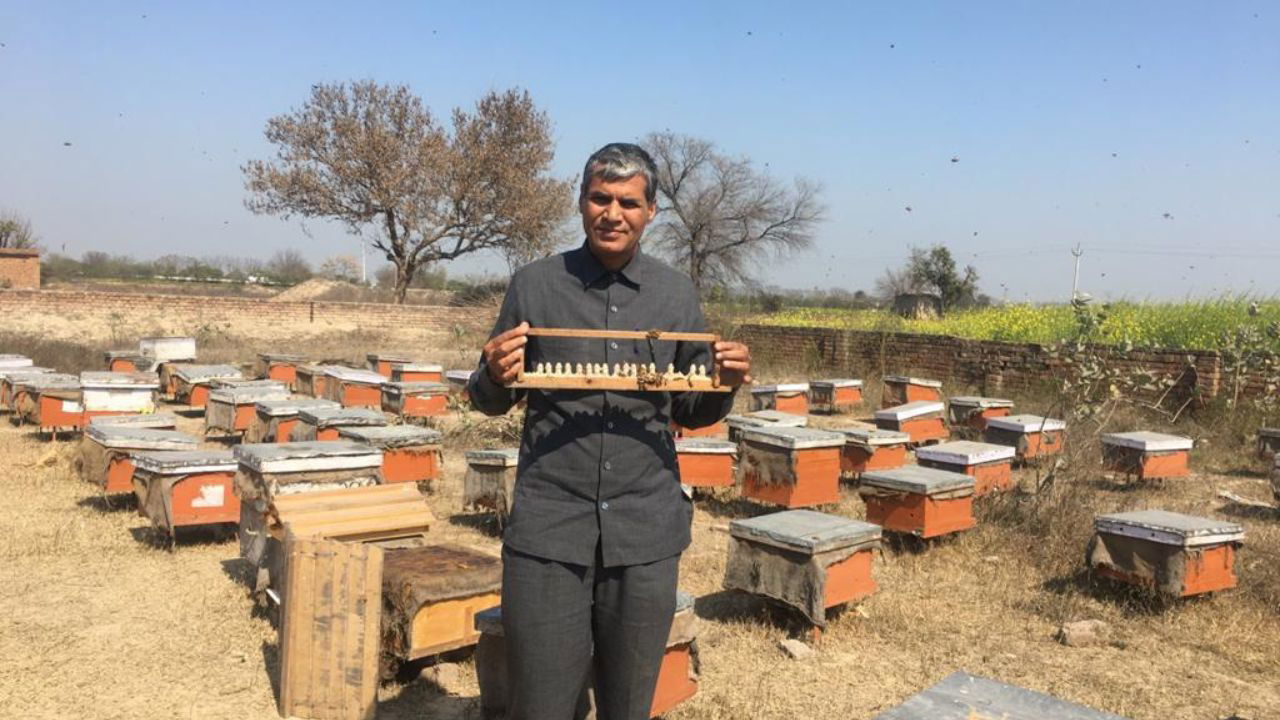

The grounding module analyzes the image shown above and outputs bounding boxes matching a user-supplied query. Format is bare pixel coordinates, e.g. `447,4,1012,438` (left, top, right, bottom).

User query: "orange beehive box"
677,438,737,488
256,352,308,390
1101,431,1192,481
474,589,700,720
382,381,450,419
750,382,810,414
859,466,976,539
916,440,1017,496
809,378,864,415
9,373,75,423
322,366,386,408
833,425,910,479
725,409,807,443
390,361,444,384
672,420,727,438
0,367,53,413
294,405,387,441
244,396,340,444
1257,427,1280,462
463,448,520,523
874,401,949,444
367,352,416,379
205,383,290,436
171,364,243,409
382,544,501,663
724,510,881,628
739,426,845,508
945,396,1014,433
339,425,443,486
1089,510,1244,598
80,425,197,494
103,350,151,373
983,414,1067,463
132,449,240,538
292,363,339,398
881,375,943,408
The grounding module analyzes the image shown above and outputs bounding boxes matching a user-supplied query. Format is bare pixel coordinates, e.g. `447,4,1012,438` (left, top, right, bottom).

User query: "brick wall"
0,250,40,289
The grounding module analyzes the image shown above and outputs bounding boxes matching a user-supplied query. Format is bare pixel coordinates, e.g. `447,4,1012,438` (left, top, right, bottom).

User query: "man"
468,142,752,719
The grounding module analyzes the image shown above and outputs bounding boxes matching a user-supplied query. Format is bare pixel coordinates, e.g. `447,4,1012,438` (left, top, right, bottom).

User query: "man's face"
580,173,656,269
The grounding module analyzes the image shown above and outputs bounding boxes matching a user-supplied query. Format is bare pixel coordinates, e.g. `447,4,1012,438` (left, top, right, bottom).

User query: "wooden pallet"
270,483,435,543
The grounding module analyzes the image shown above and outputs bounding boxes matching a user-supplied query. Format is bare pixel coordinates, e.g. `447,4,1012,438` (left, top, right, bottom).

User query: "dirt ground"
1,349,1278,719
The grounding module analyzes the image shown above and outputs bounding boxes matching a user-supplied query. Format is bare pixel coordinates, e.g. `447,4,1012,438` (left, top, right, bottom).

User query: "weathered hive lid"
751,382,810,394
297,363,340,374
138,336,196,361
730,509,881,554
871,671,1131,720
1256,427,1280,439
79,371,159,390
1100,431,1192,452
258,352,307,363
948,395,1014,409
104,350,147,360
393,361,443,372
338,424,442,448
297,406,387,427
367,352,416,364
917,441,1016,466
383,381,450,396
444,369,473,386
211,378,285,390
84,425,198,451
1094,510,1244,547
89,412,179,429
172,364,243,383
741,425,845,450
676,438,737,455
0,366,53,381
986,414,1067,433
834,425,911,446
255,396,341,417
208,384,292,404
725,410,808,430
132,449,237,474
0,354,34,369
18,373,79,390
323,366,387,385
233,440,382,473
875,400,945,421
810,378,863,389
861,465,975,495
466,448,520,467
883,375,942,388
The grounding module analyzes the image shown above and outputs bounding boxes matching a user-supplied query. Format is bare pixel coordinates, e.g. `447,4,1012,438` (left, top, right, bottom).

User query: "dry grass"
0,331,1278,719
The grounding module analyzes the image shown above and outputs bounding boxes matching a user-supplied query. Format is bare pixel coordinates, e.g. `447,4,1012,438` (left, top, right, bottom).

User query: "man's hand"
713,340,752,387
483,322,530,384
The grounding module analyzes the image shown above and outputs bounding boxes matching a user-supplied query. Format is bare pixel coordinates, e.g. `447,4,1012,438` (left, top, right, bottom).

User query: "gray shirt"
468,243,737,567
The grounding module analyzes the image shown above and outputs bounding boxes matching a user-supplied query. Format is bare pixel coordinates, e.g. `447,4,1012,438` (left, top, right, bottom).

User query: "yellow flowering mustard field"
748,299,1280,352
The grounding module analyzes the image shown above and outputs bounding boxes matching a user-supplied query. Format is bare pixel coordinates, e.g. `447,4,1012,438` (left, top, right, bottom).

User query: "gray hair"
579,143,659,206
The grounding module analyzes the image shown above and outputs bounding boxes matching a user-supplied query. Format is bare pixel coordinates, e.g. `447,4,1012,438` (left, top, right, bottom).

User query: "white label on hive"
191,485,225,508
62,400,84,412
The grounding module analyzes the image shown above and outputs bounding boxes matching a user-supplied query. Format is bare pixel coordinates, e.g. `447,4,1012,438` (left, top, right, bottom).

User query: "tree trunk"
394,262,412,304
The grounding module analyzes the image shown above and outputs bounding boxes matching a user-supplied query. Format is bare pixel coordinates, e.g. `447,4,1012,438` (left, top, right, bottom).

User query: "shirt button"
610,305,618,313
603,461,612,470
609,341,619,350
606,421,615,430
600,501,610,510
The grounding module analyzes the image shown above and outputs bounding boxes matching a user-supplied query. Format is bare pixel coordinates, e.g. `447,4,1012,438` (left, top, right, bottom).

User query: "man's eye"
621,200,639,208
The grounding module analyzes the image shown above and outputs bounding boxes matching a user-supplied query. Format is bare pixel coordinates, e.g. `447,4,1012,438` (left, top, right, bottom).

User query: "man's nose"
603,202,622,221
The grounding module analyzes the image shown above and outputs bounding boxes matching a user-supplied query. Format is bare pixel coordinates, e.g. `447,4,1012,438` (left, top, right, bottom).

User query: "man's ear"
646,201,657,221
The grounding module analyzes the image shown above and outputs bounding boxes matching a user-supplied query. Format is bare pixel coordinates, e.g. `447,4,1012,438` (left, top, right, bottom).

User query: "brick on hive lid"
0,354,34,369
870,670,1132,720
1090,510,1245,597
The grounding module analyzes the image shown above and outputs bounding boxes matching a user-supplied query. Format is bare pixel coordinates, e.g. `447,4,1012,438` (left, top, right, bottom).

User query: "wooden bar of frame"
510,327,730,393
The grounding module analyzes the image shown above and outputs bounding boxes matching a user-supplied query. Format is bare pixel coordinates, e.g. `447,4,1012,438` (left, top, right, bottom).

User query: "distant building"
893,292,942,319
0,248,39,289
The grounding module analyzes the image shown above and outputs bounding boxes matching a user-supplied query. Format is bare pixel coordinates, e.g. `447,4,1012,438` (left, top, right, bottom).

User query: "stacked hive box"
881,375,943,408
916,440,1017,496
725,409,807,442
834,425,910,479
172,364,243,408
873,671,1130,720
859,466,976,539
724,510,881,629
132,449,240,539
338,425,443,486
808,378,863,414
141,337,197,399
205,383,291,436
1088,510,1245,597
80,425,197,494
245,396,341,444
1101,431,1193,481
295,406,387,441
464,448,520,524
739,426,845,508
874,401,948,444
381,544,502,667
676,438,738,489
390,361,443,383
367,352,415,378
750,382,810,414
382,381,450,420
946,396,1014,434
255,353,307,390
323,366,387,409
983,414,1066,463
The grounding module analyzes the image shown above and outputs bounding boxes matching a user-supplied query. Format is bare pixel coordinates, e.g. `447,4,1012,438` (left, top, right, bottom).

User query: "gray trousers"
501,545,679,720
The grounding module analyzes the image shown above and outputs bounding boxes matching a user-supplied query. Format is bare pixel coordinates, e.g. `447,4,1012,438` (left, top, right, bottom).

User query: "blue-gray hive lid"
875,401,946,422
338,424,442,448
233,441,382,473
726,410,808,429
917,441,1016,466
325,366,388,385
383,381,449,396
676,438,737,454
132,449,237,474
89,412,179,429
172,364,242,383
1100,431,1192,452
297,406,387,427
465,448,520,467
949,396,1014,409
835,425,910,446
18,373,79,390
987,414,1067,433
872,671,1129,720
883,375,942,388
810,378,863,389
0,366,53,380
861,465,975,495
740,425,845,450
255,396,341,417
729,509,881,554
84,425,198,451
1094,510,1244,547
208,384,291,404
211,378,286,390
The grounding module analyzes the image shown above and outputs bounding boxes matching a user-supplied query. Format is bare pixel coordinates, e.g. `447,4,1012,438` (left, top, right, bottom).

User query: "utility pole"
1070,244,1083,300
360,237,367,285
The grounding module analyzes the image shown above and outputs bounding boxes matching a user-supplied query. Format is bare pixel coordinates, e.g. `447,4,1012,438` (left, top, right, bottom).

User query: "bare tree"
643,132,824,293
874,265,922,302
265,248,313,285
243,81,572,303
0,212,38,249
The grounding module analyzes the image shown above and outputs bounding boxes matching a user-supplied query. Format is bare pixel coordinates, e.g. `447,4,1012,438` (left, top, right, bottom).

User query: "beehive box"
916,440,1017,496
946,396,1013,433
381,381,450,419
1089,510,1245,597
676,438,737,488
9,373,76,422
295,406,388,441
382,544,501,664
16,374,83,433
874,401,949,444
390,361,444,384
0,367,52,412
463,448,520,522
983,414,1067,463
132,449,239,537
444,369,473,394
80,425,197,494
172,364,243,409
0,354,34,369
79,371,159,415
89,412,179,430
881,375,943,408
1257,427,1280,461
339,425,443,486
323,366,387,409
138,336,196,364
474,589,700,720
672,419,727,438
294,364,341,398
245,396,341,444
1101,431,1193,481
725,409,807,442
739,426,845,508
859,466,976,538
808,378,863,414
104,350,152,373
725,510,881,627
872,671,1131,720
750,382,810,414
367,352,416,378
256,352,308,389
833,425,910,479
205,383,291,436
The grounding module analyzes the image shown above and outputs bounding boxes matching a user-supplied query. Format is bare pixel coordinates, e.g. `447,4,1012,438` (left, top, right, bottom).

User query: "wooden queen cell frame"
738,426,846,508
507,328,730,394
916,440,1017,497
808,378,864,415
858,466,976,539
132,449,240,540
1088,510,1245,598
750,382,810,414
983,414,1066,464
80,425,197,494
1101,431,1193,481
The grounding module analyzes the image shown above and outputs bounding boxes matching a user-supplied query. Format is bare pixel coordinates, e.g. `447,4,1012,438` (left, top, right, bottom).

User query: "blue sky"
2,1,1277,300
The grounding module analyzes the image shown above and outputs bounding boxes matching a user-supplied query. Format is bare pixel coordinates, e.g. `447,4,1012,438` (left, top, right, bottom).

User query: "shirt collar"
572,240,648,289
